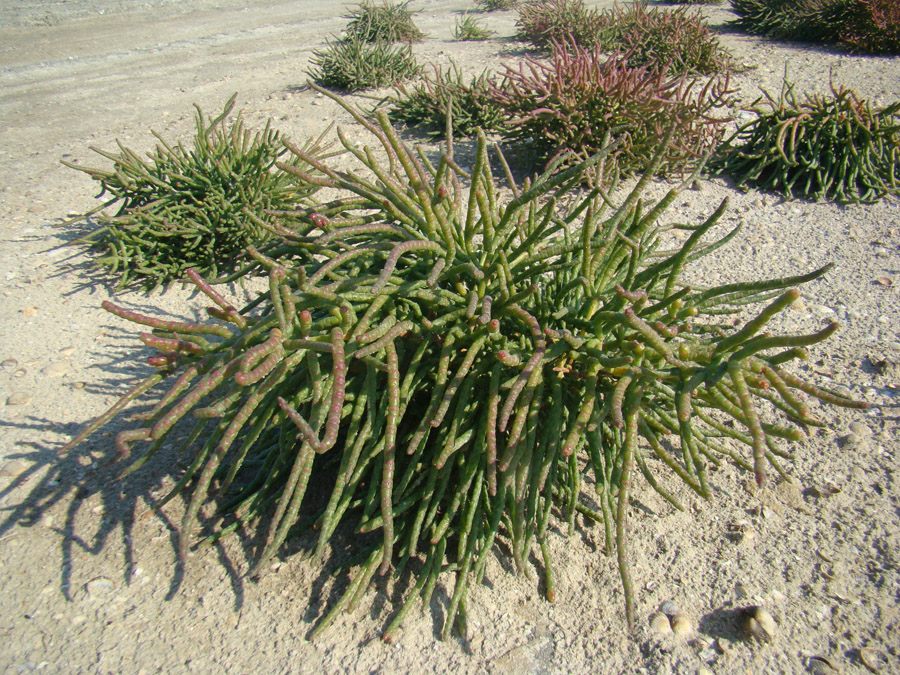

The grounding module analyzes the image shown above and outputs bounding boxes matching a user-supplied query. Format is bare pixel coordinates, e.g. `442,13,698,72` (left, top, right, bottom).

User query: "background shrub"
63,95,327,290
730,0,899,53
388,64,504,137
597,3,733,75
308,36,421,91
490,42,734,181
476,0,519,9
344,0,425,42
712,80,900,203
516,0,604,47
454,13,496,40
841,0,900,54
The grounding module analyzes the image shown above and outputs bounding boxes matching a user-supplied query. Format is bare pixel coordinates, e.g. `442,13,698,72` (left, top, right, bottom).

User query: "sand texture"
1,1,899,672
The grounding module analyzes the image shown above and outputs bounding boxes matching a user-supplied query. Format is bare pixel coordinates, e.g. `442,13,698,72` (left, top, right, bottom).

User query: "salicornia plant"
597,3,733,75
64,85,867,641
344,0,425,43
388,64,504,137
63,95,329,290
308,35,421,92
712,79,900,203
490,42,734,182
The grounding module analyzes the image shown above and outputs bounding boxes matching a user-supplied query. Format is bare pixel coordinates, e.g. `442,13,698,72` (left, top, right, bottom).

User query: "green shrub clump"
730,0,900,53
63,95,327,290
713,80,900,203
64,86,867,642
598,3,733,75
388,64,504,137
454,13,496,40
490,42,734,182
516,0,605,47
308,36,420,92
476,0,518,10
344,0,425,42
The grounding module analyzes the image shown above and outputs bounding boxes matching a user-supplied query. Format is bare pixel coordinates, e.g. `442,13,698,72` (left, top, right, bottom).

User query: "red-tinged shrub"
490,42,734,182
842,0,900,54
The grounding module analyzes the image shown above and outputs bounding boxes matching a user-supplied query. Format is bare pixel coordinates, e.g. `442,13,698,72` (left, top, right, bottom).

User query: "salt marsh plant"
454,13,496,40
308,36,421,92
344,0,425,43
712,80,900,203
730,0,899,53
597,3,733,75
63,95,329,290
476,0,518,10
388,64,504,137
516,0,605,47
64,87,866,640
490,42,734,182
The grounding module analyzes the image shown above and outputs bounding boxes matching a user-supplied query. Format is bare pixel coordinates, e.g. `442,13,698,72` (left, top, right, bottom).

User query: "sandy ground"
1,1,899,673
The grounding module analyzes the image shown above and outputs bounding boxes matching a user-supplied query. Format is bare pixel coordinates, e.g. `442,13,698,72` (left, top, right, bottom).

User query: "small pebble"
808,656,839,675
41,515,54,528
71,615,87,626
660,600,681,616
42,361,71,377
13,368,26,378
6,392,31,406
849,421,871,437
1,358,17,368
21,306,37,316
0,459,29,478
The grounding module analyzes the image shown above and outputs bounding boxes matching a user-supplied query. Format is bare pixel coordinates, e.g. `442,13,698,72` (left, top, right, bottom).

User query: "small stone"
6,392,31,406
85,576,114,596
849,421,871,438
0,459,29,478
60,347,76,357
13,368,26,378
41,515,54,528
790,297,807,312
808,656,839,675
73,381,84,389
21,306,37,316
71,615,87,626
660,601,681,616
42,362,71,377
1,358,17,369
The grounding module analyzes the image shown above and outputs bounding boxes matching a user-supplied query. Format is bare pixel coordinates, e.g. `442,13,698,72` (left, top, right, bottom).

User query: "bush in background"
490,42,734,182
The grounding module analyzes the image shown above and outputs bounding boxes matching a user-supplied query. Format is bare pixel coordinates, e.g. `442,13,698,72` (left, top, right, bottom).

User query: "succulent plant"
63,95,329,290
729,0,870,46
476,0,519,10
597,3,733,75
387,63,504,138
516,0,605,48
490,42,734,182
840,0,900,54
453,13,496,40
308,35,421,92
712,79,900,203
64,86,867,642
344,0,425,43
